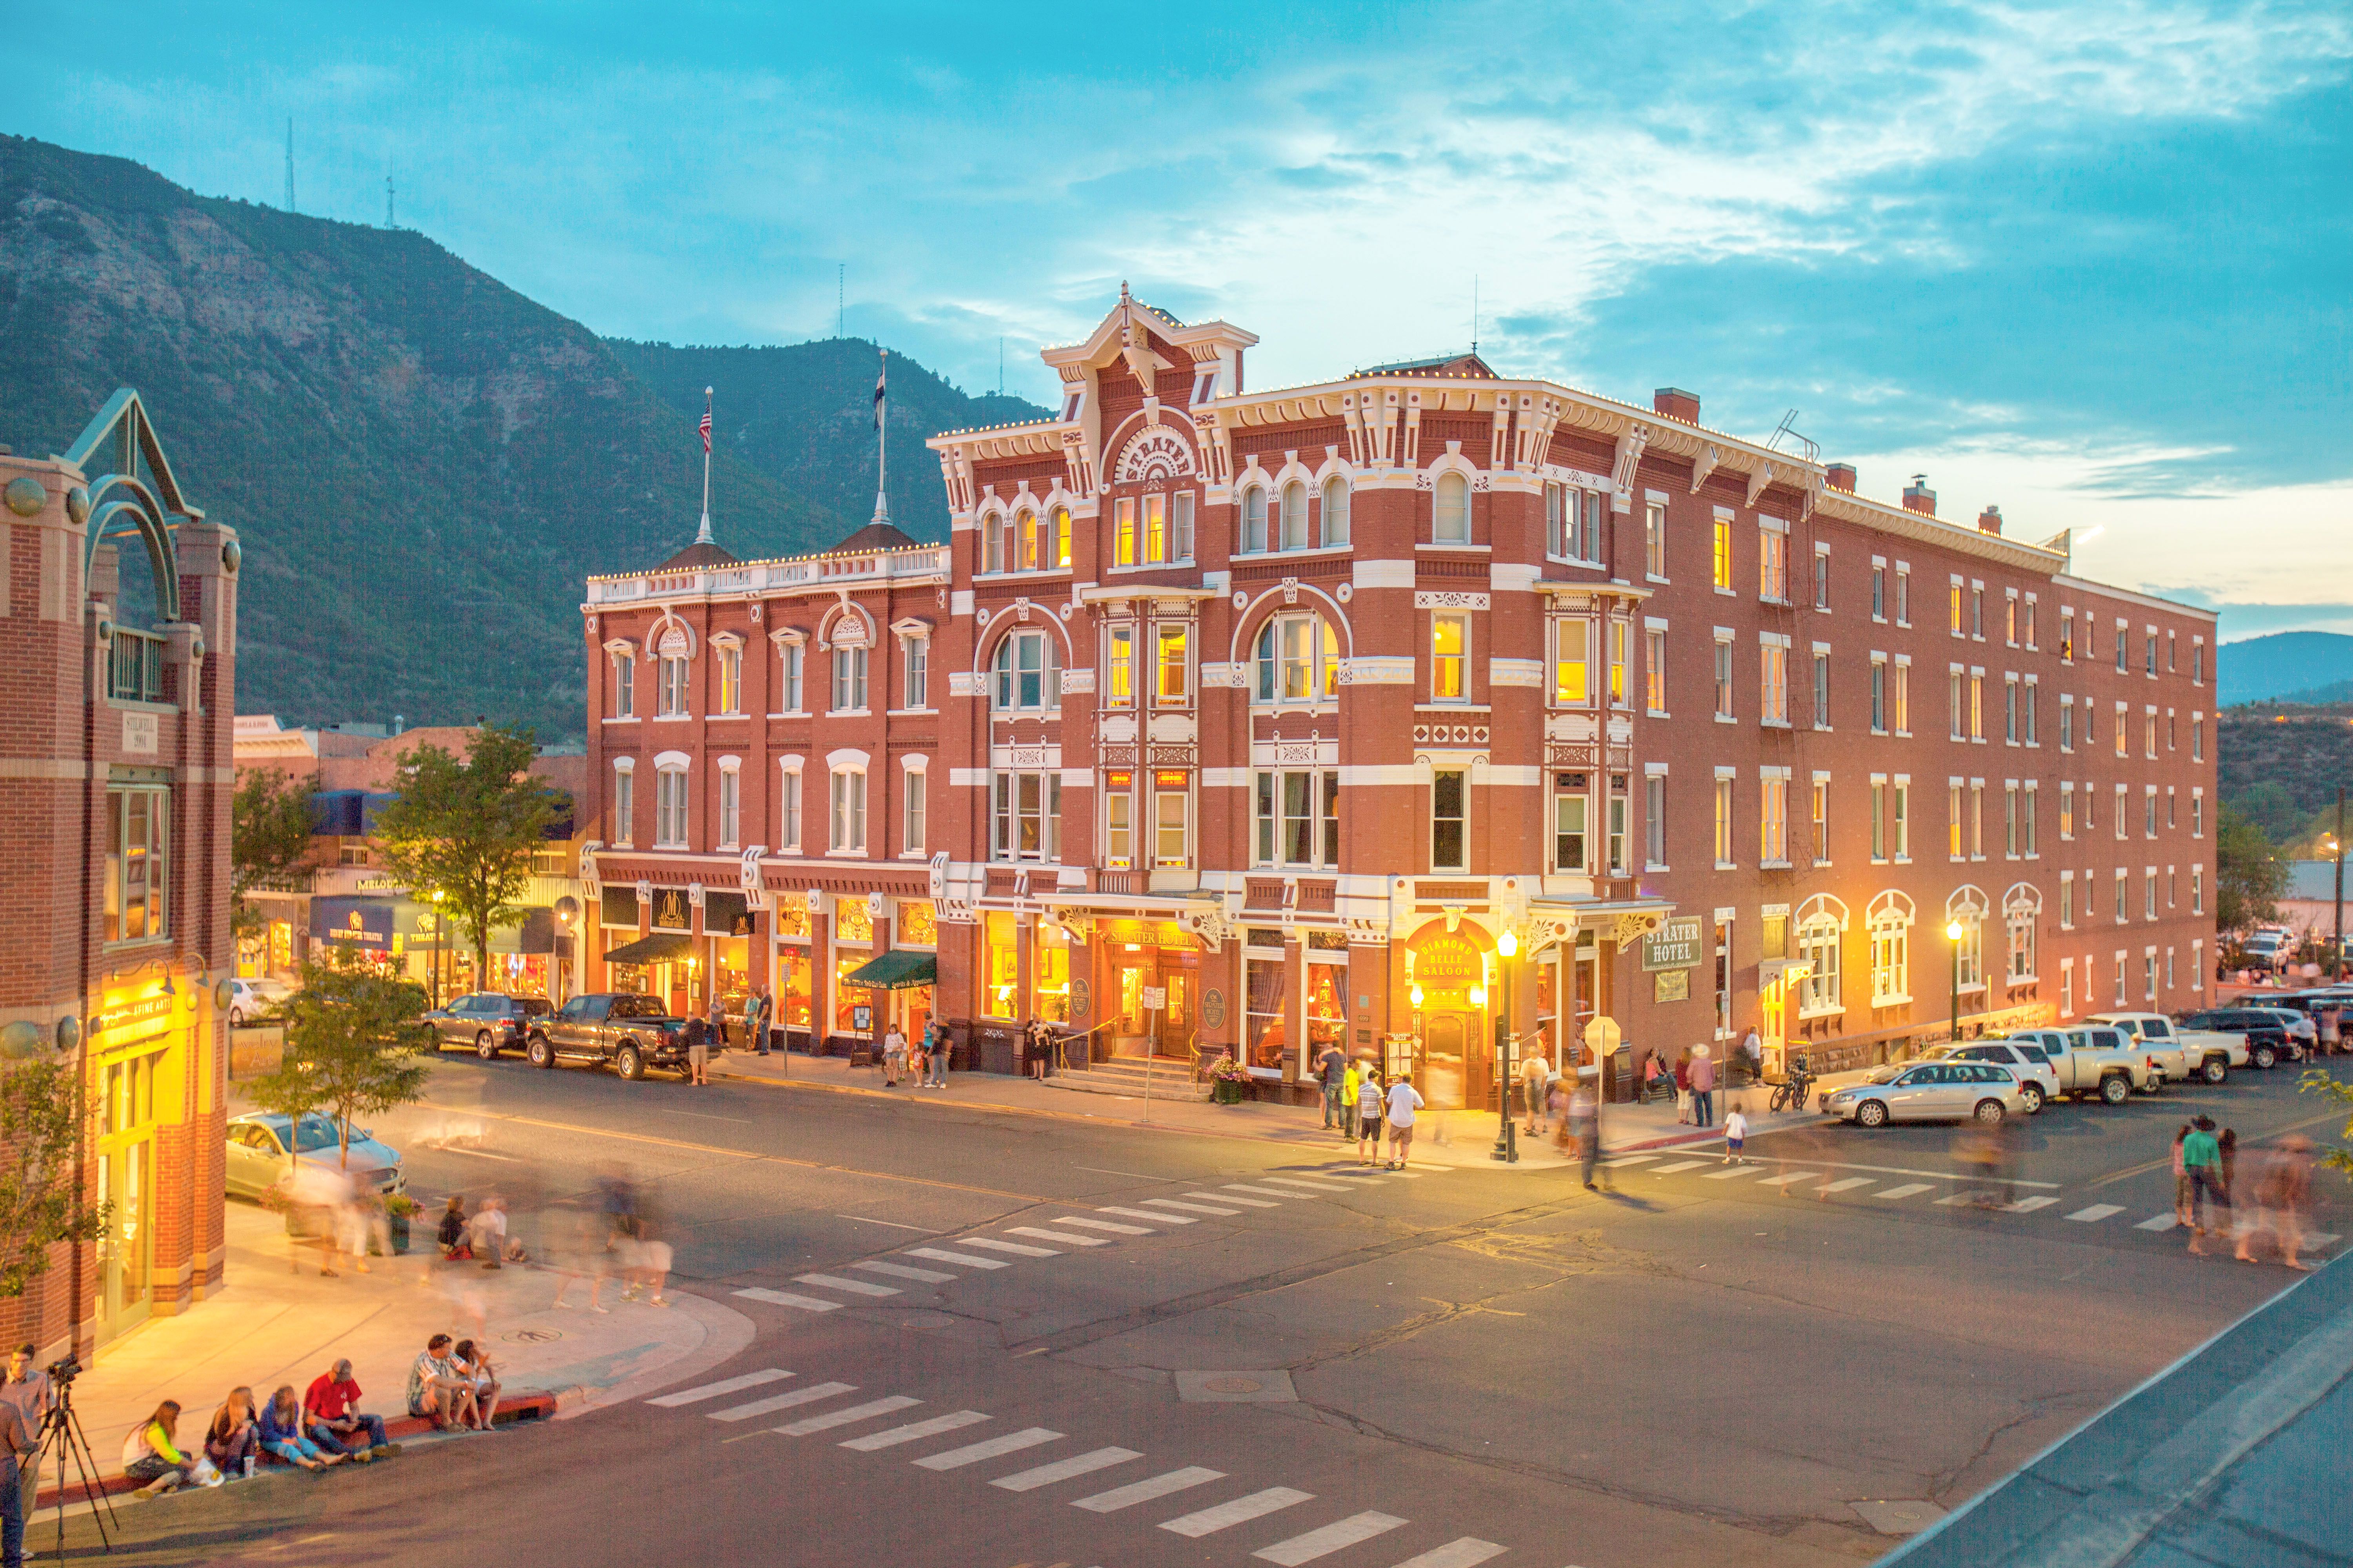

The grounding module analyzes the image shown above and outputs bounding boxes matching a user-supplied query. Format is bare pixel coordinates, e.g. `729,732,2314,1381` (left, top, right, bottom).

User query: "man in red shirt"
303,1359,396,1459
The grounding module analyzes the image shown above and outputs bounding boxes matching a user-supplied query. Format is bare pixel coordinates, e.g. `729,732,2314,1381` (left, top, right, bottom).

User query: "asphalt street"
58,1047,2352,1568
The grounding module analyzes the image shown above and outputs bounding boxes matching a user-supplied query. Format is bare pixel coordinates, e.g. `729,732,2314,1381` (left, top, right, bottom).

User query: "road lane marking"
1875,1184,1935,1200
1936,1193,1989,1207
653,1108,753,1123
734,1287,843,1313
1651,1160,1709,1174
1223,1185,1302,1200
1758,1172,1815,1187
711,1382,856,1421
1141,1199,1242,1216
646,1370,792,1407
2005,1197,2061,1213
1194,1191,1280,1208
835,1215,941,1232
990,1447,1144,1492
955,1238,1062,1257
2135,1214,2179,1232
1075,1166,1180,1181
1253,1511,1409,1564
1601,1154,1660,1167
1160,1487,1315,1537
1253,1176,1356,1192
906,1248,1012,1269
1100,1206,1197,1224
1711,1152,2061,1187
850,1261,955,1283
1046,1216,1155,1235
1700,1166,1758,1180
2067,1204,2126,1223
1386,1540,1507,1568
1007,1227,1112,1247
1817,1178,1875,1194
776,1395,923,1435
795,1273,899,1297
1073,1466,1227,1512
840,1411,990,1451
913,1428,1064,1470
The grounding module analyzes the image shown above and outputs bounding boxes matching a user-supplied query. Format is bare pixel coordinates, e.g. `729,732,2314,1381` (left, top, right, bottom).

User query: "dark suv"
525,993,692,1081
2180,1008,2294,1069
423,993,554,1059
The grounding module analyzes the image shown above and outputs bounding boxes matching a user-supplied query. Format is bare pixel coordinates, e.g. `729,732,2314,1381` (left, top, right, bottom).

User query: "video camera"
44,1352,80,1389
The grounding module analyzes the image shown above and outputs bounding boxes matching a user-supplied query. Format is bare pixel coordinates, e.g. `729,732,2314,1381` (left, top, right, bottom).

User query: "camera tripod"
35,1379,117,1560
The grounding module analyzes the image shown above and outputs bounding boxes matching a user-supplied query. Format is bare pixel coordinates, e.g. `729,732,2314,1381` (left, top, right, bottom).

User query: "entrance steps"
1047,1055,1194,1097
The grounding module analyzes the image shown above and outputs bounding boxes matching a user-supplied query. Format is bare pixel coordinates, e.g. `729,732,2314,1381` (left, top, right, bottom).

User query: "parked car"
2237,932,2294,972
2180,1007,2297,1068
224,1111,405,1202
226,977,292,1028
524,992,694,1081
1927,1041,2061,1113
2086,1011,2247,1085
1824,1062,2026,1127
2008,1026,2165,1103
422,992,555,1059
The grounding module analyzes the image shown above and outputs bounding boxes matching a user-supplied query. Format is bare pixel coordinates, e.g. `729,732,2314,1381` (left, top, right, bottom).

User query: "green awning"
602,931,696,967
841,949,936,990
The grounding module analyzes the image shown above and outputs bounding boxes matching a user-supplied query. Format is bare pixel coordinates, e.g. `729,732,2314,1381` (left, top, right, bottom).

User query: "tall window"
1552,773,1589,872
1869,894,1913,1005
611,764,635,846
984,511,1011,573
1144,494,1167,563
1892,781,1909,858
1797,899,1843,1014
1433,472,1470,542
1104,772,1133,868
1871,564,1886,620
1280,481,1309,550
829,768,867,854
610,650,635,718
1713,638,1734,719
1255,613,1335,704
993,629,1061,712
1608,622,1629,706
1812,651,1830,727
1154,772,1190,867
1871,660,1887,733
1713,777,1734,866
1608,778,1628,872
778,766,801,850
1155,623,1190,705
1896,568,1911,625
1115,498,1137,566
1760,773,1788,864
104,784,169,943
1645,774,1666,867
658,650,690,717
1813,549,1831,610
1553,619,1592,705
1431,770,1467,870
1811,777,1829,863
779,640,804,712
1431,613,1468,702
718,766,740,848
655,766,689,849
1171,494,1194,561
1758,525,1787,601
1549,484,1599,561
992,771,1060,860
831,645,869,711
713,643,742,714
1017,509,1040,571
902,634,928,709
1760,640,1789,724
1255,770,1340,867
1049,505,1073,567
1645,502,1667,578
1107,625,1135,709
1242,486,1268,553
1949,670,1965,740
1893,661,1910,733
903,770,926,854
1711,515,1733,589
1954,909,1985,991
1319,478,1348,547
1645,629,1667,713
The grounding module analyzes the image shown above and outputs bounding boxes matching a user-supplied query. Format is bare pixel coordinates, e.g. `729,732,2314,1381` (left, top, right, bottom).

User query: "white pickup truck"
2086,1012,2248,1085
2001,1027,2161,1105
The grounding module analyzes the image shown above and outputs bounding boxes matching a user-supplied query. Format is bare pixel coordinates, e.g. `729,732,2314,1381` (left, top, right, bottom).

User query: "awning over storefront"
841,949,936,990
603,931,696,967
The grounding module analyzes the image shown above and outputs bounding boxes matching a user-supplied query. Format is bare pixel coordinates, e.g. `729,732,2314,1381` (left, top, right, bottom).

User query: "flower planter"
388,1214,410,1254
1211,1080,1246,1105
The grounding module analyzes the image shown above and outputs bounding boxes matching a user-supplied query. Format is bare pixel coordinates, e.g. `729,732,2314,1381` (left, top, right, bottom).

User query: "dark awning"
602,931,696,967
841,949,936,990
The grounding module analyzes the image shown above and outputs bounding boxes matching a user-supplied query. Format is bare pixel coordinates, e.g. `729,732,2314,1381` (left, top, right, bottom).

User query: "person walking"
1521,1050,1552,1137
0,1361,36,1568
1570,1080,1602,1188
706,994,729,1052
1354,1068,1386,1166
1383,1072,1425,1171
1674,1051,1693,1124
1722,1104,1748,1165
685,1012,711,1086
1689,1048,1717,1128
1340,1054,1363,1139
2,1346,51,1538
2240,1135,2317,1270
2170,1124,2193,1226
1314,1041,1347,1132
2182,1116,2224,1255
882,1020,909,1088
926,1020,950,1087
751,986,773,1056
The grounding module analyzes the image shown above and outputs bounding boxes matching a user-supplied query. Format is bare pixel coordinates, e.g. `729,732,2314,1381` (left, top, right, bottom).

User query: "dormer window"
1242,485,1269,553
1434,472,1470,543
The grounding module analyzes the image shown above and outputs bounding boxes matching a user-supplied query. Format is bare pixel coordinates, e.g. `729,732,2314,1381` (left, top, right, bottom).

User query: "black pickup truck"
524,993,693,1081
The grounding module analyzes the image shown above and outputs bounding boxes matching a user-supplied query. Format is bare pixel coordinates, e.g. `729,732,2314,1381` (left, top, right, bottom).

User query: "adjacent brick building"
0,391,236,1360
580,294,2216,1103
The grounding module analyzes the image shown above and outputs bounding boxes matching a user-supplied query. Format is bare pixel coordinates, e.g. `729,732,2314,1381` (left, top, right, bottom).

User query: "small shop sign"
1640,917,1704,972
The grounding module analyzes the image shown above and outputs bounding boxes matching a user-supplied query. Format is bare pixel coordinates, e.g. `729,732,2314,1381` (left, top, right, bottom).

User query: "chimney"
1902,474,1937,516
1824,461,1857,492
1652,387,1700,423
1977,504,2002,536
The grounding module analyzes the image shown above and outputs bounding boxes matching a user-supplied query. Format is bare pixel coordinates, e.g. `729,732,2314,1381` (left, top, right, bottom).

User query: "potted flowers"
385,1193,420,1254
1205,1053,1251,1105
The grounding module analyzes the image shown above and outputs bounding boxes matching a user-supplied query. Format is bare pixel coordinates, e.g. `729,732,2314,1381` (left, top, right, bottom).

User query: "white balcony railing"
586,546,950,606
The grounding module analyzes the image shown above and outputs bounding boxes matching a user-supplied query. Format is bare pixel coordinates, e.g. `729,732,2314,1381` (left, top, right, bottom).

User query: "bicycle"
1767,1068,1815,1115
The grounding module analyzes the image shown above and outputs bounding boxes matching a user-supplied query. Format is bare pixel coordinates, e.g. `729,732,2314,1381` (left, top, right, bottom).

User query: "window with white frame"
1645,626,1667,713
831,643,869,711
1433,471,1471,543
1644,501,1667,579
1758,523,1788,602
1869,892,1913,1005
1811,649,1830,728
610,761,635,846
1241,484,1269,553
716,642,743,715
1155,622,1191,706
1714,775,1735,867
1812,774,1830,865
1760,770,1790,865
1552,771,1590,872
104,783,169,943
1255,613,1337,704
654,762,689,849
1796,894,1845,1015
829,767,867,854
2005,885,2040,980
1892,778,1910,858
1813,547,1831,610
902,763,926,854
1547,483,1601,563
1153,770,1191,867
1431,612,1469,702
992,629,1062,712
1713,636,1734,719
1644,771,1667,868
1951,891,1987,992
1105,624,1136,709
983,510,1012,573
1431,769,1467,871
1280,480,1310,551
992,771,1060,861
1553,618,1593,705
1871,656,1888,733
1893,658,1911,734
778,761,802,851
657,642,690,718
610,648,635,718
1871,777,1889,861
1607,774,1628,872
778,637,806,712
900,632,929,709
1103,770,1134,869
1115,497,1137,567
1254,769,1341,867
1320,477,1349,548
717,760,741,848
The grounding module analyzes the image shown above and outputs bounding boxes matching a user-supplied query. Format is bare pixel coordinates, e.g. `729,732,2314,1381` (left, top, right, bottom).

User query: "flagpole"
872,349,890,524
696,384,715,544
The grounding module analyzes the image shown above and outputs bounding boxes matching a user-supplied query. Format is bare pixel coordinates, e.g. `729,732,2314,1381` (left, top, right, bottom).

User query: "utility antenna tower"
838,265,845,338
1766,409,1819,463
385,173,396,229
1471,274,1479,353
998,337,1004,396
284,118,296,213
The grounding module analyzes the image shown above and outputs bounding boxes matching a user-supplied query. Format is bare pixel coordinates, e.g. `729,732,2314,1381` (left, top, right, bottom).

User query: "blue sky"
8,0,2349,638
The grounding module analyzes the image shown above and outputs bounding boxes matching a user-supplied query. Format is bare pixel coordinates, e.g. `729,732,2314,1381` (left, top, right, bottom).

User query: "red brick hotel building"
579,294,2216,1106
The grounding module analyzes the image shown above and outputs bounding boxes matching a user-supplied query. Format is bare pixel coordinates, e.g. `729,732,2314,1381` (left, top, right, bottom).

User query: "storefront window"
1246,956,1287,1070
778,947,812,1031
1536,956,1560,1070
1037,924,1071,1024
984,911,1020,1017
898,899,938,947
835,900,874,943
773,895,809,938
715,936,749,1011
1305,953,1347,1057
834,953,873,1036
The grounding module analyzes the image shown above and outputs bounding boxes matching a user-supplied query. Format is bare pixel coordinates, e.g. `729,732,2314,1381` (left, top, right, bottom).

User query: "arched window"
1868,890,1913,1006
1242,486,1269,553
1049,505,1072,568
993,629,1063,712
1947,885,1988,993
982,512,1010,574
1321,476,1351,547
1795,894,1848,1016
1254,613,1336,704
653,757,690,849
2004,883,2042,982
1280,481,1309,551
656,627,691,717
1016,510,1040,572
1434,471,1470,543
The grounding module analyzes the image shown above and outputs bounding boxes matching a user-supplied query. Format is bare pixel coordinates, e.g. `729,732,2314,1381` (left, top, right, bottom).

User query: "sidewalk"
43,1199,752,1504
708,1049,1853,1166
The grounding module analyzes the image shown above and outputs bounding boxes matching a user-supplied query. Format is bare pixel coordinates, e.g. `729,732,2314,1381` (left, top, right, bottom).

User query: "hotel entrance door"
1424,1014,1469,1111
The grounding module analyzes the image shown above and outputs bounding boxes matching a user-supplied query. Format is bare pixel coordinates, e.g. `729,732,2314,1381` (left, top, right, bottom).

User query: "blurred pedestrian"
549,1205,614,1313
2171,1124,2193,1226
882,1021,908,1088
1354,1068,1386,1166
925,1020,949,1087
1315,1040,1347,1132
1384,1073,1425,1171
1571,1081,1603,1188
1722,1104,1748,1165
1674,1051,1693,1123
1521,1050,1551,1136
1689,1048,1717,1128
2239,1136,2318,1270
706,993,728,1051
686,1013,711,1086
2183,1116,2224,1255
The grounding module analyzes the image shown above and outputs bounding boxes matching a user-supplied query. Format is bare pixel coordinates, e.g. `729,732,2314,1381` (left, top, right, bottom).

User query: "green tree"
2297,1070,2353,1180
373,725,565,988
2215,800,2291,934
249,956,435,1172
0,1056,108,1298
232,767,318,941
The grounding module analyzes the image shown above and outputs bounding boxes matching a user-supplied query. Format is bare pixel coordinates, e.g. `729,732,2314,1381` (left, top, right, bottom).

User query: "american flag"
699,401,712,453
874,350,887,431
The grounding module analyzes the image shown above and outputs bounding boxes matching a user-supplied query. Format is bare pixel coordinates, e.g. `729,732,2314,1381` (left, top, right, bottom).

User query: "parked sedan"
422,992,554,1059
226,977,292,1027
1823,1062,2026,1128
224,1112,406,1202
1930,1041,2061,1113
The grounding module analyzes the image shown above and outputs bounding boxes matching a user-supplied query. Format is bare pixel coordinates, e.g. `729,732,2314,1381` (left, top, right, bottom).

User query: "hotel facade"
578,294,2217,1105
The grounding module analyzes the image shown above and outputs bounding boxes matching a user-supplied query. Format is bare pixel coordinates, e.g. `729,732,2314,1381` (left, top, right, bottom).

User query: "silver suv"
1825,1061,2027,1128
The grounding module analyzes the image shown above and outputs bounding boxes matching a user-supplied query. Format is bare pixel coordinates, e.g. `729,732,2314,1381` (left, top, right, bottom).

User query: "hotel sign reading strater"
1641,917,1704,972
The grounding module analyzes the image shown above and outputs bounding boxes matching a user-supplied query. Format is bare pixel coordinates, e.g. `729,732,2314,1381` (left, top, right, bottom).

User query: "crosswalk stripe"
1191,1190,1280,1208
2067,1205,2126,1223
1384,1539,1508,1568
1701,1166,1757,1181
913,1428,1064,1470
1253,1510,1409,1564
1876,1184,1935,1200
906,1248,1013,1269
2135,1214,2179,1232
840,1411,990,1451
734,1287,844,1312
1099,1206,1197,1224
1758,1172,1814,1187
851,1260,956,1283
2006,1197,2061,1213
1046,1216,1155,1235
796,1272,899,1296
989,1446,1144,1492
1073,1466,1227,1512
1160,1487,1316,1537
1255,1176,1355,1192
1936,1192,1988,1207
1818,1177,1875,1194
955,1237,1061,1257
1651,1159,1709,1174
646,1369,791,1407
775,1395,922,1436
1007,1227,1111,1246
711,1382,856,1421
2308,1232,2341,1248
1223,1185,1300,1200
1602,1154,1661,1167
1142,1199,1241,1216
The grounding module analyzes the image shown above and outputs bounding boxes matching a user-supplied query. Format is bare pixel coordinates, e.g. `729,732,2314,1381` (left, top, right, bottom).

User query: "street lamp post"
431,888,446,1008
2332,787,2346,983
1945,918,1964,1044
1492,929,1518,1164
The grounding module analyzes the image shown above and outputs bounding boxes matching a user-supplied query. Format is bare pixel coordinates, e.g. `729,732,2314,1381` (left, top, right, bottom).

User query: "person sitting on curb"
437,1196,471,1259
259,1385,350,1470
304,1359,397,1459
404,1335,477,1432
205,1388,261,1478
453,1340,502,1432
121,1401,194,1495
